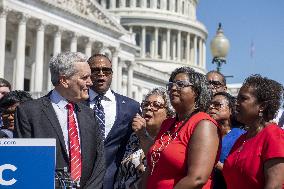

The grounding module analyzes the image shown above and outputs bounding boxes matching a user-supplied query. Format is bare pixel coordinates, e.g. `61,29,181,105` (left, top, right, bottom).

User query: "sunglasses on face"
166,80,193,91
91,67,113,76
141,100,165,111
209,102,227,110
208,80,224,89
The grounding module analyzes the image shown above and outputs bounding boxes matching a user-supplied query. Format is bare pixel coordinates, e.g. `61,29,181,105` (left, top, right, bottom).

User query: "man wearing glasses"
206,70,227,95
86,54,140,189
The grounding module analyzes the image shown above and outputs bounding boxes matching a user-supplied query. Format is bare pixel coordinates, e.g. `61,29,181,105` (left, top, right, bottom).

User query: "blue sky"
197,0,284,85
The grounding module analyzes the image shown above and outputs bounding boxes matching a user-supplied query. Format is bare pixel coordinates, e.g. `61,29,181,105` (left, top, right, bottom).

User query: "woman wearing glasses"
223,75,284,189
114,87,174,189
144,67,221,189
208,92,245,189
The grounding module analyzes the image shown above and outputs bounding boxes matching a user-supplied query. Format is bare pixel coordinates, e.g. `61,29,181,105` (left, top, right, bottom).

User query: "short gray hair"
49,52,88,86
143,87,175,117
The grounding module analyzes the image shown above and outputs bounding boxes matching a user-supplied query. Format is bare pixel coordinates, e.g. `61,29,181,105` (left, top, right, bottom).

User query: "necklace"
149,116,190,175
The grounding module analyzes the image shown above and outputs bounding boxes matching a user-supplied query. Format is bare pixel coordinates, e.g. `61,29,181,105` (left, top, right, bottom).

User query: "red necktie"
66,103,82,181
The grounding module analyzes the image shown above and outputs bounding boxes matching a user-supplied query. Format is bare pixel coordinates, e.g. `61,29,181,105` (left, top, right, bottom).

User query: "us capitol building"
0,0,208,101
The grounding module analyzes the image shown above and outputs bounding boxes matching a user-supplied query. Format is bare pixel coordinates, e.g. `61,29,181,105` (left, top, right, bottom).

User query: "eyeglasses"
208,80,224,89
166,80,193,91
91,67,113,76
141,100,165,111
209,102,227,110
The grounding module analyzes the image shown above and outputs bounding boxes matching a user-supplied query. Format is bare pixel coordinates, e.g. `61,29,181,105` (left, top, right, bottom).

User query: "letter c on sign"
0,164,17,186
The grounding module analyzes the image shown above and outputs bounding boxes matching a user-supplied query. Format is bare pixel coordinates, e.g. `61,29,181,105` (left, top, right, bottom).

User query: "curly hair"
0,90,33,111
143,87,175,117
242,74,284,121
169,67,212,112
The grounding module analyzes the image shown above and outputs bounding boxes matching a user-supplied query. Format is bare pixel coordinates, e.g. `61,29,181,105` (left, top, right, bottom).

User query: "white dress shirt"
50,90,80,154
89,88,117,137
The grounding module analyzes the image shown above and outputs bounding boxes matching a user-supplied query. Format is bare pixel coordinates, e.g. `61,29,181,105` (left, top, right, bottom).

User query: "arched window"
126,0,130,7
135,32,141,46
157,0,161,9
167,0,170,10
146,33,151,56
182,1,185,14
106,0,110,9
136,0,141,7
116,0,119,8
147,0,150,8
175,0,178,12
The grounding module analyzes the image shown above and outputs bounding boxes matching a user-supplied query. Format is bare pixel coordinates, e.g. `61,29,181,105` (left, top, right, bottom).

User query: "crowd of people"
0,51,284,189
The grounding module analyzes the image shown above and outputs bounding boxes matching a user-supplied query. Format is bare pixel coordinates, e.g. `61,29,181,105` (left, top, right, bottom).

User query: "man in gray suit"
14,52,105,189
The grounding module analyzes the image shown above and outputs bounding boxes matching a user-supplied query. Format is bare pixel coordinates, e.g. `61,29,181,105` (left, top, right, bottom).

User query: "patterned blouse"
114,133,146,189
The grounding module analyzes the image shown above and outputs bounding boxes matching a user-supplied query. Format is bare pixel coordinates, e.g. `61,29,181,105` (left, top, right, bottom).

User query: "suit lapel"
104,93,127,143
41,95,68,156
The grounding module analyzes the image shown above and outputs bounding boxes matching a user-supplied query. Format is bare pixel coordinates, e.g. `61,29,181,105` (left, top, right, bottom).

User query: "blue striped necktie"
94,95,105,139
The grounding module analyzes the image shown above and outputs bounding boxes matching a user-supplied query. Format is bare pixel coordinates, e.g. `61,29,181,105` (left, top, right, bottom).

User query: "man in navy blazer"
14,52,105,189
87,54,140,189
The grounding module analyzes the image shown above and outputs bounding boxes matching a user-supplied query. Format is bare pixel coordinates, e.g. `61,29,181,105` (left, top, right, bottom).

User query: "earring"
258,110,263,117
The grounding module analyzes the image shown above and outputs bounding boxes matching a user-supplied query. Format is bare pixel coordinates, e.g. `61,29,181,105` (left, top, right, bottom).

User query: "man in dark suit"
14,52,105,189
86,54,140,189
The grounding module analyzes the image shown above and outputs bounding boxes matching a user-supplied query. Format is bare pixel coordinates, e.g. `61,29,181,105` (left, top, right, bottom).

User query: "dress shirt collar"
89,88,115,102
50,89,69,110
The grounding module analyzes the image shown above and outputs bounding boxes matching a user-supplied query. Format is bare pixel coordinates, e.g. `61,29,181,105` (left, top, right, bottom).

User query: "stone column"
15,14,28,90
53,29,62,56
199,37,203,66
166,29,171,60
161,0,167,10
186,33,191,64
141,26,146,58
150,31,155,58
34,21,45,92
141,0,147,8
177,0,181,13
138,86,143,103
130,0,136,7
170,0,175,12
177,31,181,62
117,60,124,93
70,33,77,52
172,34,176,61
154,27,159,58
129,25,133,33
151,0,157,9
120,0,126,7
162,32,167,59
85,38,93,58
0,9,8,78
203,40,206,68
101,0,106,8
126,61,134,98
194,35,197,65
47,28,62,91
111,48,119,92
109,0,115,9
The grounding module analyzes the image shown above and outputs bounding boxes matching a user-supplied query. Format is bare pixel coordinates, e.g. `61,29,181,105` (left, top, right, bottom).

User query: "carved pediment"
41,0,125,34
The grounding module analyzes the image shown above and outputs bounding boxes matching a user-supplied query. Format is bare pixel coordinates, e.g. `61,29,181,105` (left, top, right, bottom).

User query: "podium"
0,139,56,189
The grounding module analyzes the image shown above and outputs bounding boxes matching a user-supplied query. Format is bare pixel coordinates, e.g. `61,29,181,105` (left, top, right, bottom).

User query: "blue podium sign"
0,139,56,189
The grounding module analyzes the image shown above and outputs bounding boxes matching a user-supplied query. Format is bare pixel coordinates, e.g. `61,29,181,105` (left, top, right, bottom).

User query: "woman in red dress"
143,67,221,189
223,74,284,189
